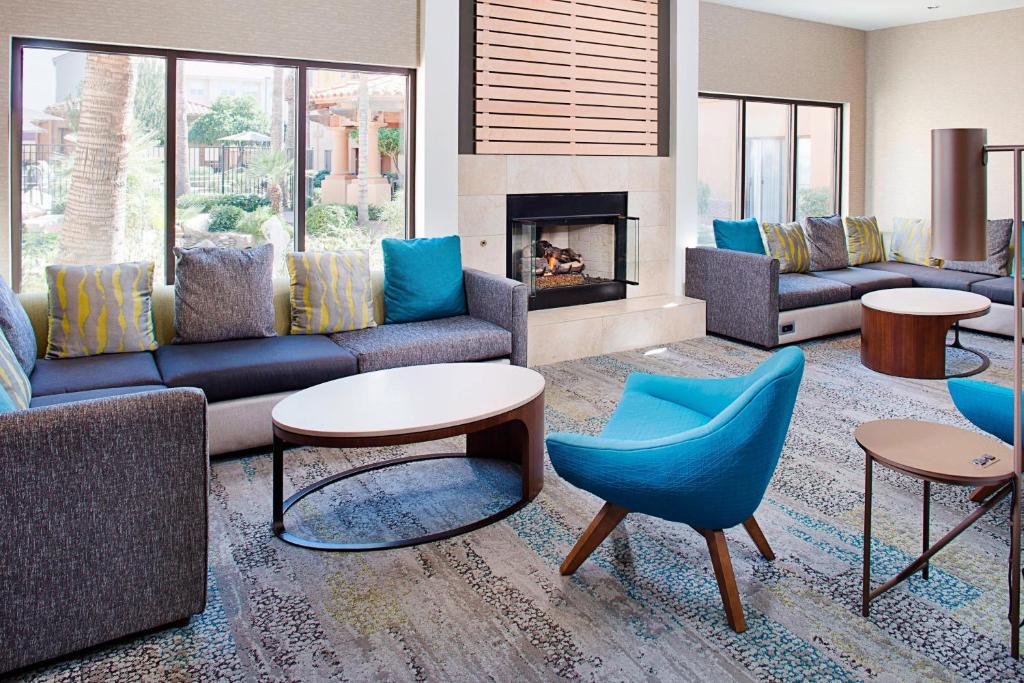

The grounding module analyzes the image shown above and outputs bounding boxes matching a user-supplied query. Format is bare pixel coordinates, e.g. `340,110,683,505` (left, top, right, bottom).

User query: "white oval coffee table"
860,287,991,379
271,363,546,551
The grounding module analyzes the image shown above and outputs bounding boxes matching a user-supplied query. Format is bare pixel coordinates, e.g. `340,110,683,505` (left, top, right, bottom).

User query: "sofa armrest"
464,268,529,366
685,247,781,347
0,388,209,674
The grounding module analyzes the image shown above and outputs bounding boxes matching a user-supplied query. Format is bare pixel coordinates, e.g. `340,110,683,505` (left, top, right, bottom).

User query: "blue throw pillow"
0,384,16,414
382,235,468,324
713,217,765,255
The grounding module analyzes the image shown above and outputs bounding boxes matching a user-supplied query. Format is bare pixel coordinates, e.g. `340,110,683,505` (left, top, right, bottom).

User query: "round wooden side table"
855,419,1018,651
860,288,991,379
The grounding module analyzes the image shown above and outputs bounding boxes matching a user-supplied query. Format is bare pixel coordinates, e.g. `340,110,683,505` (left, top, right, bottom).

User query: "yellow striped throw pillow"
45,262,158,359
0,331,30,409
762,222,810,273
845,216,886,265
287,250,377,335
889,217,940,267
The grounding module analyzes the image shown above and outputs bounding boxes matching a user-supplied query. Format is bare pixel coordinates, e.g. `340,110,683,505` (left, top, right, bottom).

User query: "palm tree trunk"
175,60,190,198
357,74,369,226
59,53,136,264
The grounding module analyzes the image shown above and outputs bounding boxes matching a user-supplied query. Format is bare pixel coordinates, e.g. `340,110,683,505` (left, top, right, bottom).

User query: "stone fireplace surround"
456,154,705,364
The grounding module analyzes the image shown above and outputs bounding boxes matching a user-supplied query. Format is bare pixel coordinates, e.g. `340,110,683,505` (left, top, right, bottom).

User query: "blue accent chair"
546,347,805,632
949,378,1019,501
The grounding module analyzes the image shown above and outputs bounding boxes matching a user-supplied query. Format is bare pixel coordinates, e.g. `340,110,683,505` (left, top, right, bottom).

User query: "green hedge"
208,205,245,233
176,193,270,213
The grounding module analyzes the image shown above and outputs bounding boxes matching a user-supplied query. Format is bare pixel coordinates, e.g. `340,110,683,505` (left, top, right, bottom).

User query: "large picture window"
12,39,414,290
697,93,842,246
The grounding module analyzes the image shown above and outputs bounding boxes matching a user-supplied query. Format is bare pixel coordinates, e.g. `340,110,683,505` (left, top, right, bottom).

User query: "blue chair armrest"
948,378,1017,445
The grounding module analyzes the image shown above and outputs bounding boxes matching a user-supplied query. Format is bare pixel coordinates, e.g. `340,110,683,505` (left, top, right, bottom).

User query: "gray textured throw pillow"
173,244,276,344
942,218,1013,277
0,275,37,374
804,214,849,272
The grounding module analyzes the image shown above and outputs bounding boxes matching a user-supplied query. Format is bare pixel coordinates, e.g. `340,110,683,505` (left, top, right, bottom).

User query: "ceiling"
708,0,1024,30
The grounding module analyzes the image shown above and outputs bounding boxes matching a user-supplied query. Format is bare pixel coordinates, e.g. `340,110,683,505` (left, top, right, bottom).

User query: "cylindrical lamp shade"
932,128,988,261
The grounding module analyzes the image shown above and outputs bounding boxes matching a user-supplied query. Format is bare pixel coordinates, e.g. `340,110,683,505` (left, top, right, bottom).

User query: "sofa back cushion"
0,275,36,375
713,217,765,255
889,217,940,267
45,262,158,359
845,216,886,265
382,236,468,324
286,250,377,334
804,215,848,271
16,272,387,357
0,331,31,410
172,244,276,344
762,222,810,273
943,218,1013,277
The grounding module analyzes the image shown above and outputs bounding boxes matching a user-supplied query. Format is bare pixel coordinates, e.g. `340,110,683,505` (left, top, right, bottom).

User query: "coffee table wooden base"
861,307,989,379
272,393,544,552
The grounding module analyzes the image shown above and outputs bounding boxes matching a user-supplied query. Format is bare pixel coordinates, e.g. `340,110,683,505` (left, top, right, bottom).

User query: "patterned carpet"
12,331,1024,682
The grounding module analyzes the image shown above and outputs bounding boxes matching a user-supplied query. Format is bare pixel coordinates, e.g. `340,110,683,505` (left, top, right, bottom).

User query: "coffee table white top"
272,363,546,438
861,287,990,316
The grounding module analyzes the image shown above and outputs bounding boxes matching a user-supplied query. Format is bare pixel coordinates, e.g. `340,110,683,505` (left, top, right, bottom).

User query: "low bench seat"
331,315,513,373
155,335,358,403
970,277,1015,305
30,351,164,397
812,267,913,298
858,261,995,291
30,385,168,408
778,273,851,311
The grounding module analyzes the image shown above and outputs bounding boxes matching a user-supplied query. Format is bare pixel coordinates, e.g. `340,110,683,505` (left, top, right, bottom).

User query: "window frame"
698,92,843,227
10,37,417,290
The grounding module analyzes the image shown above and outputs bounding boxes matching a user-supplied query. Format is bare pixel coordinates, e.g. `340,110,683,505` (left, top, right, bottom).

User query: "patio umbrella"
218,131,271,144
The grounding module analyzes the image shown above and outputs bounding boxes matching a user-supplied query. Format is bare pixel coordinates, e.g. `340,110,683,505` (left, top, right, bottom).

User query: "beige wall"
698,2,867,215
866,8,1024,231
0,0,418,280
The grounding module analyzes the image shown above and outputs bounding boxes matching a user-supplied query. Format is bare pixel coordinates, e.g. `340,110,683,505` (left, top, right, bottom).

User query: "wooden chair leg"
560,502,629,576
970,484,1001,503
702,529,747,633
742,516,775,561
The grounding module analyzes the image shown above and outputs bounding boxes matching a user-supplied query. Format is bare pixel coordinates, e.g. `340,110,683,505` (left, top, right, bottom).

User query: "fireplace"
506,192,639,310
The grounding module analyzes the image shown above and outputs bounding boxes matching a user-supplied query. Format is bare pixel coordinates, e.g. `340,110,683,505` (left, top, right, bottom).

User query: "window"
12,39,415,291
697,94,842,245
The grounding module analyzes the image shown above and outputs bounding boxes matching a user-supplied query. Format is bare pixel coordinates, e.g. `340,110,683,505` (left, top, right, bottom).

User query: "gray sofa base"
778,300,862,345
960,302,1019,336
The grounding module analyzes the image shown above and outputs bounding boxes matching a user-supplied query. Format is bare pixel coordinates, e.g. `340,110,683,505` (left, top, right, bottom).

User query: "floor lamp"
932,128,1023,657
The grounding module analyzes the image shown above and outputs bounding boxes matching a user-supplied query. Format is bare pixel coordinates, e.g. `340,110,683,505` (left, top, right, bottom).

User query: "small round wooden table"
271,363,546,551
860,288,991,379
856,420,1018,649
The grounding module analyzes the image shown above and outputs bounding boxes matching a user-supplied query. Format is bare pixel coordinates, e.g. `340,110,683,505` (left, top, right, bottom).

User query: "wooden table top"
272,363,546,438
861,288,990,317
855,419,1013,485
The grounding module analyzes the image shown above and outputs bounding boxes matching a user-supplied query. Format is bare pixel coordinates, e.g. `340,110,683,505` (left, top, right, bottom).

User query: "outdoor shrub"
312,169,330,189
305,204,352,238
235,207,275,237
175,193,269,213
208,205,245,233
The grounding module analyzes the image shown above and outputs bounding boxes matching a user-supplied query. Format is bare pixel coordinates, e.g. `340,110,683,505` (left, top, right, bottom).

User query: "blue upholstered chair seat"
546,348,805,633
949,379,1020,445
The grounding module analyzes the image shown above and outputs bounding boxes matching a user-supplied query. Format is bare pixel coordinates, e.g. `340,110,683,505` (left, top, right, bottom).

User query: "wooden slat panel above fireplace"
474,0,659,156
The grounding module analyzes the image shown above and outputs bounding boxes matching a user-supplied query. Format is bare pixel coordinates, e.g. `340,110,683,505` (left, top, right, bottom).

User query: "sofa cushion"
29,385,167,408
30,351,163,397
970,277,1015,306
172,244,276,343
888,217,939,267
382,236,468,324
155,334,358,403
332,315,512,373
286,250,376,334
713,217,765,255
805,215,848,271
845,216,886,265
0,330,31,409
778,273,851,311
762,222,810,273
811,267,913,299
858,260,995,291
45,261,158,358
944,218,1013,277
0,274,36,374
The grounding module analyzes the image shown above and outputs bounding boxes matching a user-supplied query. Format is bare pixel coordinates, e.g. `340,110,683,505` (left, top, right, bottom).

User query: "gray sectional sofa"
685,247,1017,347
1,267,525,675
